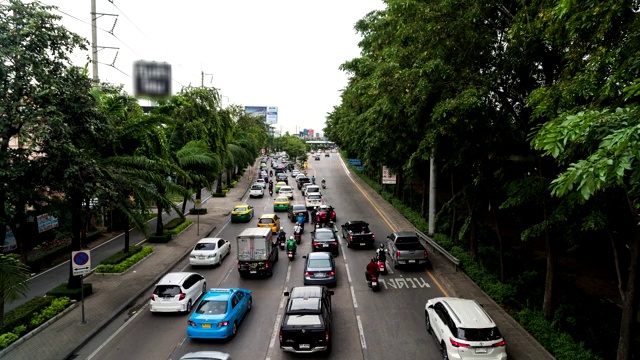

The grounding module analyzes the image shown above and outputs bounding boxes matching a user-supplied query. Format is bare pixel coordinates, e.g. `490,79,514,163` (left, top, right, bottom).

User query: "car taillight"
325,330,329,342
151,293,156,301
328,271,335,276
424,250,428,257
372,234,375,239
179,293,186,300
313,242,319,247
265,261,270,269
218,321,229,327
279,330,283,343
349,236,353,241
450,338,470,347
237,261,241,270
397,251,401,258
492,340,506,347
331,241,338,245
187,320,196,327
305,271,313,276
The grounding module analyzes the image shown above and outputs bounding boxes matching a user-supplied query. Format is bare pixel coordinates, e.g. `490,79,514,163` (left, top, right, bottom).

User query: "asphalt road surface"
74,154,445,360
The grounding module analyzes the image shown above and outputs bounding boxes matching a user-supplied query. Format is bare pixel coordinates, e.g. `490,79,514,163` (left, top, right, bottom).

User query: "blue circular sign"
73,252,89,266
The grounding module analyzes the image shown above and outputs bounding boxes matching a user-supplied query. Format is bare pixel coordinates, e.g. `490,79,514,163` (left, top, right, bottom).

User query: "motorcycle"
321,182,326,189
269,188,273,196
377,259,387,274
278,234,287,250
294,232,302,244
287,250,295,260
367,274,380,292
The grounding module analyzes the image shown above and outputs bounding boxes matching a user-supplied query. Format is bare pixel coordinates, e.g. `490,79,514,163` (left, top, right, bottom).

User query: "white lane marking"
345,263,353,284
386,260,394,274
86,304,149,359
350,286,358,308
279,296,286,309
356,315,367,349
339,156,351,175
268,314,282,348
285,264,291,283
221,266,233,284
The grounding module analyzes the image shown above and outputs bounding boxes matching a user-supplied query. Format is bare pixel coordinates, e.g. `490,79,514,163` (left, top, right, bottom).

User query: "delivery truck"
237,227,278,277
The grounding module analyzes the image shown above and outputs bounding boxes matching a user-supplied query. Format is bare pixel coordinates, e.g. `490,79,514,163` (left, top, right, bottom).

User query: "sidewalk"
0,164,259,360
347,172,555,359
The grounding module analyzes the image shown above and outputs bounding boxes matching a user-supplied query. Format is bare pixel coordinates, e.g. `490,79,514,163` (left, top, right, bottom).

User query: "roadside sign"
356,166,365,171
72,250,91,276
195,198,202,209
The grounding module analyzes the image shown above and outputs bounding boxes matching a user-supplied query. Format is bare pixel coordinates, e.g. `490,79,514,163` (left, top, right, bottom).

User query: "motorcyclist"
366,257,379,281
321,178,326,187
293,223,302,235
310,207,318,225
376,244,386,262
278,227,286,243
296,214,305,229
269,170,273,177
286,236,297,254
268,181,274,196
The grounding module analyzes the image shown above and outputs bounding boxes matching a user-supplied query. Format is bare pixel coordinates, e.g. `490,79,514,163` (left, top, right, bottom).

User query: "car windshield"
251,185,262,190
276,197,288,202
457,327,503,342
195,300,228,315
153,285,181,297
281,187,292,192
285,314,322,326
314,231,335,240
194,243,216,251
259,218,274,224
308,259,331,268
293,207,306,212
235,206,247,212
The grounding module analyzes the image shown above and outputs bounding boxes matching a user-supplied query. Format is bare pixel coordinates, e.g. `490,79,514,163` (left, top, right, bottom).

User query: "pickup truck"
280,286,333,354
386,231,428,268
341,220,375,248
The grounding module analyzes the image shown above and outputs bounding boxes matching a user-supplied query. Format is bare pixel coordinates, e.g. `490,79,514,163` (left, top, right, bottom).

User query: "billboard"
245,106,267,122
266,106,278,124
133,61,172,98
382,166,397,184
2,226,17,253
308,129,314,137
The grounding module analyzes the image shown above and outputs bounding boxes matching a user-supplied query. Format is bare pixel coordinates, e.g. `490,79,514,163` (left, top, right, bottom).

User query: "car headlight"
190,254,196,258
208,253,216,258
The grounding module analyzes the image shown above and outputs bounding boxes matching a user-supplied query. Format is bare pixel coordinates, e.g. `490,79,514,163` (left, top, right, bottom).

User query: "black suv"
280,286,333,354
288,204,309,223
276,172,288,185
297,177,311,190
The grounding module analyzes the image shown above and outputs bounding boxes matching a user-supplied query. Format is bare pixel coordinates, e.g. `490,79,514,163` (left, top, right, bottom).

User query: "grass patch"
166,219,192,235
100,245,144,265
94,246,154,273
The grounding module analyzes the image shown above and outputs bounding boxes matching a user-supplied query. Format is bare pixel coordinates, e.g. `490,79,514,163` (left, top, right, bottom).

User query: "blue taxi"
187,288,252,339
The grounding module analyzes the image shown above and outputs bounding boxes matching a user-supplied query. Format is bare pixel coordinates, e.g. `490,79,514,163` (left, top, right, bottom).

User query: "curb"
92,251,155,276
239,161,261,200
1,301,79,355
62,223,217,360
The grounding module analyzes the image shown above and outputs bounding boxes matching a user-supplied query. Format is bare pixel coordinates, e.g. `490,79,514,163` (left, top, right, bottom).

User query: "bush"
100,245,143,265
94,246,153,273
148,233,172,243
433,233,454,251
164,217,185,230
166,219,192,235
29,297,70,327
0,331,19,349
230,180,238,188
0,296,55,335
514,308,602,360
189,208,207,215
86,230,103,242
211,192,226,197
27,243,73,272
46,282,93,301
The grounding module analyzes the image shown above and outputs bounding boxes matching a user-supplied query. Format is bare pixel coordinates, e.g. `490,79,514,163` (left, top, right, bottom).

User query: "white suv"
249,184,265,198
425,297,506,359
303,184,321,197
150,272,206,314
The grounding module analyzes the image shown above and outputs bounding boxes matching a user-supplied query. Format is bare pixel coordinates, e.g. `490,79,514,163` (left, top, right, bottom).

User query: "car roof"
259,213,277,219
307,251,332,260
434,297,497,328
314,228,333,234
275,196,289,201
287,297,322,314
346,220,368,226
393,231,417,237
256,178,265,182
289,285,324,299
202,288,246,301
158,272,196,285
280,186,292,190
179,351,231,360
197,238,222,244
276,181,287,185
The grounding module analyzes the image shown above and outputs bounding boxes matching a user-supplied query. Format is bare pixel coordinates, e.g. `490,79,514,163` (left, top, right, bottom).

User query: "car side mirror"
283,291,290,297
303,255,307,259
328,290,334,296
428,304,434,309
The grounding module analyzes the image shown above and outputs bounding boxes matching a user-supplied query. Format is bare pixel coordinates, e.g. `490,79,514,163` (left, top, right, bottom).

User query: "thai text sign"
382,166,397,184
37,214,59,233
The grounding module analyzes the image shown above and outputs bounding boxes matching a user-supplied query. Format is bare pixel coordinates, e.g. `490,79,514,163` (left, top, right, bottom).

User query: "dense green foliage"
100,245,144,265
0,296,70,349
46,282,93,301
0,296,55,335
165,220,193,235
94,246,153,273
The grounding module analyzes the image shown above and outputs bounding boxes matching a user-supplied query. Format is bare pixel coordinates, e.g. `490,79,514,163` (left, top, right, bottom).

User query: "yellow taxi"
273,196,290,212
257,214,281,234
231,204,254,223
275,181,287,193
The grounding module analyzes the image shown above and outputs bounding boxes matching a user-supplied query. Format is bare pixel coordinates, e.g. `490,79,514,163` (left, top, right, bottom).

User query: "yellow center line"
341,157,449,297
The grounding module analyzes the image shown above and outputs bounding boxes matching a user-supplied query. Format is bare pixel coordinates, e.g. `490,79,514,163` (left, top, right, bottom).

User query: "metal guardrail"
415,229,461,271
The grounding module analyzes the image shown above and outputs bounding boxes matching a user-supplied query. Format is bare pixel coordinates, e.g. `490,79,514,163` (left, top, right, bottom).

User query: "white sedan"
291,169,301,177
305,192,324,209
189,238,231,266
279,186,294,200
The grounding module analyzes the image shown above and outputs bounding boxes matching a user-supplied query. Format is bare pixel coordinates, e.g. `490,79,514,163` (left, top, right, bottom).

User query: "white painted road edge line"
268,314,282,348
86,303,149,360
356,315,367,349
279,296,286,309
350,286,358,308
345,263,353,283
285,264,292,283
386,260,394,274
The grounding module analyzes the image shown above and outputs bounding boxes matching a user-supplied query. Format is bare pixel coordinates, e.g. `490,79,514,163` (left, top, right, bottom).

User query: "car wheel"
232,321,238,337
425,312,432,334
186,300,192,314
441,341,449,360
247,297,252,312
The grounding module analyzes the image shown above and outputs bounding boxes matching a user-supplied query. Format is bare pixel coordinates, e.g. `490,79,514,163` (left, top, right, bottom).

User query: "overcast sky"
41,0,386,136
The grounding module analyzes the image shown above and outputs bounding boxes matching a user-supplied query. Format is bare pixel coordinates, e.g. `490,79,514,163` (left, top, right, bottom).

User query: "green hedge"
148,233,172,243
46,282,93,301
513,308,602,360
211,192,226,197
26,231,104,272
164,217,185,230
94,246,153,273
0,296,55,335
229,180,238,188
100,245,144,265
189,208,207,215
166,219,192,235
0,297,71,350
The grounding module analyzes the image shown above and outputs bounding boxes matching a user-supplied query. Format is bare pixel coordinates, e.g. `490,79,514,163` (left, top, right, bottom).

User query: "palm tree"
0,254,31,326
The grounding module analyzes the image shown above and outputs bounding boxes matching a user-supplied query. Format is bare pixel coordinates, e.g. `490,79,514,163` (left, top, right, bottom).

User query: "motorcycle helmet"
280,227,284,231
289,236,294,240
379,244,384,250
371,257,376,262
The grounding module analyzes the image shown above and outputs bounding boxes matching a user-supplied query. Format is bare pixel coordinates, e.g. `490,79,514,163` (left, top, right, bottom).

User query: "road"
5,190,212,313
73,154,445,360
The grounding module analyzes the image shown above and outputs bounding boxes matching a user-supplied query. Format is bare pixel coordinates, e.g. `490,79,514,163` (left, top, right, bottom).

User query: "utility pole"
201,71,214,87
428,156,437,235
91,0,98,82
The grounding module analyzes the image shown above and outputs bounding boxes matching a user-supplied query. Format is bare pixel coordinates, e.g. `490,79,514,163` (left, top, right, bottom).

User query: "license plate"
198,256,205,259
360,243,366,246
372,281,377,286
316,273,325,277
322,244,329,247
409,260,416,263
202,323,211,328
250,270,257,274
299,344,310,349
475,348,487,354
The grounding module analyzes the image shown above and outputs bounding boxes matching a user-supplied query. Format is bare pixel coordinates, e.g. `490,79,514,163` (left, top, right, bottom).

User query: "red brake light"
151,293,156,301
328,271,335,276
372,234,375,239
179,293,186,301
349,236,353,240
265,261,270,269
492,340,506,347
396,251,401,258
325,330,329,341
450,338,470,347
279,330,283,343
331,241,338,245
237,261,241,270
305,271,313,276
424,250,428,257
218,321,229,327
187,320,196,327
313,242,319,247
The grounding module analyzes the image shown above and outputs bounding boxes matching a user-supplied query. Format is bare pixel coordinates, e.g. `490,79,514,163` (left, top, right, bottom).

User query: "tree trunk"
216,172,223,193
542,201,556,321
616,229,639,360
226,170,231,186
450,175,456,242
155,203,164,236
467,200,478,260
124,221,130,253
67,195,83,289
421,176,427,219
181,193,188,214
491,203,506,282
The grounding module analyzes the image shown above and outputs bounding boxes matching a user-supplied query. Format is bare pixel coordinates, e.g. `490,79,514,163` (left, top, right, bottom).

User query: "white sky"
40,0,386,136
